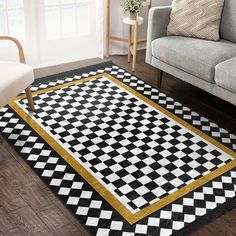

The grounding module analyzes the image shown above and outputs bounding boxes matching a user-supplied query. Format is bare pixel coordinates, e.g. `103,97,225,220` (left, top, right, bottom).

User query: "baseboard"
34,57,105,79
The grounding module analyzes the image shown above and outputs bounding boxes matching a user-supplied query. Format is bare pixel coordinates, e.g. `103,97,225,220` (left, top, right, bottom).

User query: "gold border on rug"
9,73,236,225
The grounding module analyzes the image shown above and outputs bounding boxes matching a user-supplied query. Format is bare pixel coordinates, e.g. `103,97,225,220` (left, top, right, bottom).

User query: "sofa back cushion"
220,0,236,43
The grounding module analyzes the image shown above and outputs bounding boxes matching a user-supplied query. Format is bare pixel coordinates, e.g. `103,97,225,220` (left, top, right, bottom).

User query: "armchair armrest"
0,36,26,64
146,6,172,64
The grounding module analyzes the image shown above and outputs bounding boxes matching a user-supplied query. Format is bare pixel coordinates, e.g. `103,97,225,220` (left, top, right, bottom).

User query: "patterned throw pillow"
167,0,225,41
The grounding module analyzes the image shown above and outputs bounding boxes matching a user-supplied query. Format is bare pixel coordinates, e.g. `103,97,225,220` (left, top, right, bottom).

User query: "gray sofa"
146,0,236,106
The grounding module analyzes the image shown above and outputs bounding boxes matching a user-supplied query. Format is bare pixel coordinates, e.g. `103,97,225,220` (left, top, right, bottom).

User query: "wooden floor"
0,51,236,236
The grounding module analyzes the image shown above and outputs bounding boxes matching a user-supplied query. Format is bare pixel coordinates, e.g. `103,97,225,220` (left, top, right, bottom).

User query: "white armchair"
0,36,35,111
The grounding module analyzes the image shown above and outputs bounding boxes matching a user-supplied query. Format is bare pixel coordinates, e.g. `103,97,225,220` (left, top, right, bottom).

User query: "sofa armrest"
146,6,172,64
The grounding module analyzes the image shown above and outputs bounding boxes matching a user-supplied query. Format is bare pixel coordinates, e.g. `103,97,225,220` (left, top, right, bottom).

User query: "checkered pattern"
19,76,234,212
0,62,236,236
28,64,236,152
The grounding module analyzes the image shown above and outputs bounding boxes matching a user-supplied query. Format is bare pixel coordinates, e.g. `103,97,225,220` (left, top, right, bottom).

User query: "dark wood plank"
0,162,35,191
0,135,48,189
191,208,236,236
45,187,87,227
0,142,16,170
0,205,34,236
0,174,28,213
38,207,88,236
16,183,55,213
9,206,53,236
0,206,24,236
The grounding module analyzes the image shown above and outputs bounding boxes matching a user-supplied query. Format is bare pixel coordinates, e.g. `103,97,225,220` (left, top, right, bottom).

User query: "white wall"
109,0,172,55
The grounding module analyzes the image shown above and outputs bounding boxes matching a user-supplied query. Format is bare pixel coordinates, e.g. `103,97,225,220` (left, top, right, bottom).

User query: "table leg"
106,0,110,58
148,0,152,11
128,25,132,63
132,22,138,72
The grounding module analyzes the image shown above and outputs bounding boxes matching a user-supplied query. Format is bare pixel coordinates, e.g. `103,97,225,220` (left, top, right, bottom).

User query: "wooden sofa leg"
157,69,163,88
25,86,35,111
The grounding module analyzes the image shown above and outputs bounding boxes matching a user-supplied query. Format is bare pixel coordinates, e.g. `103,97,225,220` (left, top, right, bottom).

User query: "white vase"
128,12,137,20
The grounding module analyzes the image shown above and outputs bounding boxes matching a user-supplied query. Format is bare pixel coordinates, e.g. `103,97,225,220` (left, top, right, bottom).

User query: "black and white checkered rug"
0,61,235,236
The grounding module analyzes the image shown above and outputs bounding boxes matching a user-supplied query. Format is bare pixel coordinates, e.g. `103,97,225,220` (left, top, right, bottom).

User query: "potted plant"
121,0,145,20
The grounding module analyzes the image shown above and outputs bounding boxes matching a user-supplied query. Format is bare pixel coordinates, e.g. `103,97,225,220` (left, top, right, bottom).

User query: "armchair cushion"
0,61,34,108
151,36,236,82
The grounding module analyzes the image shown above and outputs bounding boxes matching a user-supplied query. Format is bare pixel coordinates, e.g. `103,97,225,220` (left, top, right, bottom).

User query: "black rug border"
0,115,94,236
2,60,235,235
174,197,236,236
34,61,114,84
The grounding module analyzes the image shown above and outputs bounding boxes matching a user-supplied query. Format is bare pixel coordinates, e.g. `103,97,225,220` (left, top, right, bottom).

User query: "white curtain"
0,0,104,67
95,0,105,59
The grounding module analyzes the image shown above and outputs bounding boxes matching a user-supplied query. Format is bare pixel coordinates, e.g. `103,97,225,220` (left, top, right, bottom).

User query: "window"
45,0,90,40
39,0,98,66
0,0,25,45
0,0,102,67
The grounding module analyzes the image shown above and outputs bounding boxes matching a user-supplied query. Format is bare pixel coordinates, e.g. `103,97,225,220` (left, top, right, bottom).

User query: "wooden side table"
106,0,152,58
123,16,144,72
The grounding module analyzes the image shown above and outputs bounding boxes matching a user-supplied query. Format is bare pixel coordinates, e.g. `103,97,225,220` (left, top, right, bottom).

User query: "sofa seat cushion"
215,57,236,93
0,61,34,108
152,36,236,83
